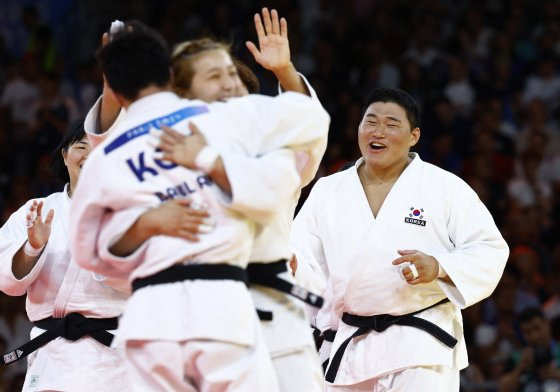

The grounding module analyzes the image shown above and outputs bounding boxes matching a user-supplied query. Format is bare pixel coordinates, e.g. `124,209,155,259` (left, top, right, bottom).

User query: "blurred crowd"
1,0,560,390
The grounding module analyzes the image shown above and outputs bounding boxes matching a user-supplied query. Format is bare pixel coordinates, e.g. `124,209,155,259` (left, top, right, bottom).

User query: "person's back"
69,22,328,391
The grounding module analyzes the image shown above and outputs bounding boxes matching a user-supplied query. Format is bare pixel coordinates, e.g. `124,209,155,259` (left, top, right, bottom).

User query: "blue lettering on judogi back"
104,105,209,154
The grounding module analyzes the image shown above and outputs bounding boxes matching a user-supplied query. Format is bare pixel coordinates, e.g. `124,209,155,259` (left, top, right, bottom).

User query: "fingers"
161,125,183,139
245,41,261,61
392,255,413,265
44,209,55,226
262,8,273,36
270,9,280,35
26,201,39,228
280,17,288,38
254,12,266,42
397,249,417,256
187,122,204,138
36,200,44,218
177,230,199,242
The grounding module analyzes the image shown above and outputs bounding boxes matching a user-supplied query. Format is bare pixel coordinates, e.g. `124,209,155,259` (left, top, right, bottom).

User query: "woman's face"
183,49,240,102
63,136,91,191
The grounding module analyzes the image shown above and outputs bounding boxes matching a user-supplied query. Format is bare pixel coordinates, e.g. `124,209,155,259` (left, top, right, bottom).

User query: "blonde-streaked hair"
171,38,231,93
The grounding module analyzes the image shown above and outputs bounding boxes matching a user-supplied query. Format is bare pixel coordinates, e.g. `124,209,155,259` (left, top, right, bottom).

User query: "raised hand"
26,200,54,249
246,8,291,73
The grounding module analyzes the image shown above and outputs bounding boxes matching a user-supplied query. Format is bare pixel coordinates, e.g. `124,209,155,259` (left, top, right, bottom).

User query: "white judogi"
0,187,129,392
237,76,327,391
290,153,509,388
70,91,329,391
84,76,329,391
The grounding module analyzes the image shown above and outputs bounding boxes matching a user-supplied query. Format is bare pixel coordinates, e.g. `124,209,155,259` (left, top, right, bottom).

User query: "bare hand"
289,254,297,276
141,199,212,242
155,123,207,169
26,200,54,249
246,8,291,73
392,250,439,285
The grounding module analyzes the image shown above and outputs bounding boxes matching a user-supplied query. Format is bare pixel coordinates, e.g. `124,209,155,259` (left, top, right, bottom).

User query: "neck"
67,183,73,198
361,155,411,185
121,84,172,108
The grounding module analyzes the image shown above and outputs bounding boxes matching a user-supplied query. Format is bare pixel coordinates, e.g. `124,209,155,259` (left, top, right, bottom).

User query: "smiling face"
358,101,420,172
182,49,239,102
62,136,91,193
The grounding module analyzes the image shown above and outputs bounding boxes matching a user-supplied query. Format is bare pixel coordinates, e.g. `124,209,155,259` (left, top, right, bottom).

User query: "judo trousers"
325,365,459,392
124,339,279,392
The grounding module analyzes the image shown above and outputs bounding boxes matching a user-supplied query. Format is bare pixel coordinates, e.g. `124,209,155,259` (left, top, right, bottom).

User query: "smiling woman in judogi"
290,87,509,391
0,121,130,392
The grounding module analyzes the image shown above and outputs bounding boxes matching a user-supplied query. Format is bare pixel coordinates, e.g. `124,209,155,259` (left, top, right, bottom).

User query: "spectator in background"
0,57,40,129
499,307,560,392
523,56,560,112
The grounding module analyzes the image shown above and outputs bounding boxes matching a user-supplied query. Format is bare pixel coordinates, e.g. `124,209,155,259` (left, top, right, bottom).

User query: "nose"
372,124,386,138
221,74,236,93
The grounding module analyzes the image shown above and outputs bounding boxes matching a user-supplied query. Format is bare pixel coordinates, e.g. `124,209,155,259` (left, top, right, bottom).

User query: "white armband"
195,146,219,173
23,241,45,257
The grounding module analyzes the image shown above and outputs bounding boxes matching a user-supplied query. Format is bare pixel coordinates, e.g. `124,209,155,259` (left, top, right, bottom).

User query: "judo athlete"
86,10,327,391
69,24,329,391
290,87,509,391
0,121,129,391
154,10,327,391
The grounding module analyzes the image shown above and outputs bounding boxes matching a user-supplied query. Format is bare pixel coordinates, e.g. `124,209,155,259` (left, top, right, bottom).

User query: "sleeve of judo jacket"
0,200,50,295
217,92,330,224
69,149,145,279
84,95,126,149
434,181,509,309
290,179,329,297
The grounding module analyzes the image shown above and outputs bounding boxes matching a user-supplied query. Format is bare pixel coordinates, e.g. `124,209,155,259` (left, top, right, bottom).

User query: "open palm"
27,200,54,249
246,8,291,72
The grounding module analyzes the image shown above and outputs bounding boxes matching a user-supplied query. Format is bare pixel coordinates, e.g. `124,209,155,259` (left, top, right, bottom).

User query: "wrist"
273,62,298,84
195,146,220,173
23,241,45,257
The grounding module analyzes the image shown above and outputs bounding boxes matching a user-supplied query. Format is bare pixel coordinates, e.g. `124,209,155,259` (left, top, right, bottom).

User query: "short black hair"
50,119,86,183
97,21,170,101
518,307,546,325
363,88,421,130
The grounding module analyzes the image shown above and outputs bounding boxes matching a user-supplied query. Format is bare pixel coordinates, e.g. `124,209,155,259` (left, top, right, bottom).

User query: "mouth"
369,142,387,151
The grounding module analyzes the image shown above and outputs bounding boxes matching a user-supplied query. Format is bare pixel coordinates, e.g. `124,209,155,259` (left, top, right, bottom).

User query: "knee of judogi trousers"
324,365,459,392
125,339,279,392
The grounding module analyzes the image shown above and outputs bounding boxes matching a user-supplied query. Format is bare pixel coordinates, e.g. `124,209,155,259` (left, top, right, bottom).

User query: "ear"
410,127,420,147
61,149,68,166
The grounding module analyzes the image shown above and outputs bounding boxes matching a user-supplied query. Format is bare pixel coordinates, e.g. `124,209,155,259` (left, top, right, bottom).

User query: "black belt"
1,313,118,365
325,298,457,383
247,260,324,321
132,263,249,292
323,329,337,343
320,329,337,373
